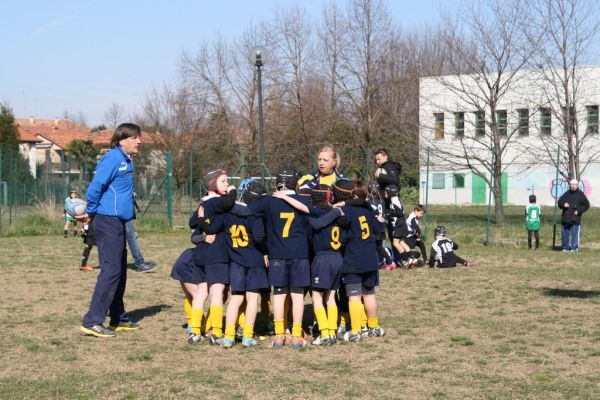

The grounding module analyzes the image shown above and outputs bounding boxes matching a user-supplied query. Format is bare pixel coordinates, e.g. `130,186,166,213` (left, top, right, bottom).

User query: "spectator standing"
558,179,590,252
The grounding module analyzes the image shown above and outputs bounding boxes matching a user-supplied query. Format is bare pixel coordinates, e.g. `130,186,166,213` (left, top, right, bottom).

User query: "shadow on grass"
128,304,171,321
540,288,600,299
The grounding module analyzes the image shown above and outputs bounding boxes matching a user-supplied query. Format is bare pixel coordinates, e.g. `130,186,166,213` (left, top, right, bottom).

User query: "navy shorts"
268,258,310,289
342,270,379,296
229,262,269,293
310,252,343,291
204,262,230,285
170,248,206,284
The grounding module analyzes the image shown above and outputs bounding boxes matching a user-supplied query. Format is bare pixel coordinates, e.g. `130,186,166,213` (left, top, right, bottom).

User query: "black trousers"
527,229,539,249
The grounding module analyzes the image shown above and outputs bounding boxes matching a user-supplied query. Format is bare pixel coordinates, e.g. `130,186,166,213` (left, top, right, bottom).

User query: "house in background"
16,118,158,179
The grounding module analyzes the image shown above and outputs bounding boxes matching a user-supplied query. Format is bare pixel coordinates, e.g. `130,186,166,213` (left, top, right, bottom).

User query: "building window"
474,111,485,136
453,173,465,188
517,108,529,135
496,110,507,136
540,107,551,135
434,113,444,139
587,105,598,134
432,173,445,189
454,112,464,137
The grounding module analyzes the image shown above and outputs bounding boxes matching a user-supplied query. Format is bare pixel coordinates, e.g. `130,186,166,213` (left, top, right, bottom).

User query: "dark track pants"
82,215,128,327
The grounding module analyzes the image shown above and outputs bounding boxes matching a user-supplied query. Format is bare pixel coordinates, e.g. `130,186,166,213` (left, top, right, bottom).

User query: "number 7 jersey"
248,193,312,260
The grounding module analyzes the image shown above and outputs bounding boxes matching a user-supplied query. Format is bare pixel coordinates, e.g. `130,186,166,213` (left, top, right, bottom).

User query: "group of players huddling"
170,146,473,348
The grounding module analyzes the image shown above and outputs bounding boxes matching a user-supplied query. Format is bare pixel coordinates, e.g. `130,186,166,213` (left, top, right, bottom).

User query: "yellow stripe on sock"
314,306,329,337
224,323,236,341
292,322,302,338
244,324,254,340
368,317,379,329
349,300,363,335
190,308,203,335
327,304,338,337
274,319,285,336
210,305,223,337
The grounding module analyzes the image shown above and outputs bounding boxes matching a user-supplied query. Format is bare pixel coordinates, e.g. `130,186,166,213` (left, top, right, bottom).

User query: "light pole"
249,45,268,183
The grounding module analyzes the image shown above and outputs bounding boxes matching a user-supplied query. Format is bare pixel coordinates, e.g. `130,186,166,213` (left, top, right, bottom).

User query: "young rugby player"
405,204,427,265
367,181,395,270
247,166,313,348
525,194,541,250
428,226,474,268
335,180,386,342
203,179,270,348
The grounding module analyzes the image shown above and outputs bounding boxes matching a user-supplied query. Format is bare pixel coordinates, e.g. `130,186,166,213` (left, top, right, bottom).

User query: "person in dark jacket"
558,179,590,252
373,148,401,192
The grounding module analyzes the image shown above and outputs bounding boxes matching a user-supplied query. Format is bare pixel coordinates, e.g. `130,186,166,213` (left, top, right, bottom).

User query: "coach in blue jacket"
79,123,143,337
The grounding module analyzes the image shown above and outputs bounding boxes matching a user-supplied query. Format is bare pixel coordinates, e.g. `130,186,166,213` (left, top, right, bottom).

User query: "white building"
419,66,600,207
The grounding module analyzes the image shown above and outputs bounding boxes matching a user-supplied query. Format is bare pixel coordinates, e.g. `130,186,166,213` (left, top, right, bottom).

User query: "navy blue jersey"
309,207,345,253
190,195,230,265
220,208,266,268
340,205,384,273
249,193,312,259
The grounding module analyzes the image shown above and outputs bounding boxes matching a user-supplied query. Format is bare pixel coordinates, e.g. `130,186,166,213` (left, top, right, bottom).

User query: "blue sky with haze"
0,0,467,126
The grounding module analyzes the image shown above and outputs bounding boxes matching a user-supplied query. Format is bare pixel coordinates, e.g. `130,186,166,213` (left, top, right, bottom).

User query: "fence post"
424,147,430,240
0,147,2,235
552,145,560,250
188,150,193,215
167,152,173,228
363,147,370,181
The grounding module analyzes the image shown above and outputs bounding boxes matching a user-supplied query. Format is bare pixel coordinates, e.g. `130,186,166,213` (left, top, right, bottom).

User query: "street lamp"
249,45,268,182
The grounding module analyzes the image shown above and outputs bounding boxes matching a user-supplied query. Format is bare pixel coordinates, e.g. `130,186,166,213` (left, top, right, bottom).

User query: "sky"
0,0,455,126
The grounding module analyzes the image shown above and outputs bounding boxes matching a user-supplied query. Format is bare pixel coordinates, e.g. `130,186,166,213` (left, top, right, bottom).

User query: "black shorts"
342,270,379,296
268,258,310,289
404,236,417,249
170,248,206,284
205,262,230,285
393,220,409,239
229,262,269,293
310,252,343,290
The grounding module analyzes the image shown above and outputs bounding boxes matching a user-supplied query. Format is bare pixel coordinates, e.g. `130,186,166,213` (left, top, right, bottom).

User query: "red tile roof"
15,118,157,150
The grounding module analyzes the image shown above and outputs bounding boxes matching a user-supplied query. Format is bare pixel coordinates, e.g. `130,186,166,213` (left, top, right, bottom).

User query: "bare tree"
421,0,535,223
104,103,126,128
527,0,600,180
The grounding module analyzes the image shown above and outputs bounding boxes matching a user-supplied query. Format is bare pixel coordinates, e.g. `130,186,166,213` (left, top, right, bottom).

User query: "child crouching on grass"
428,226,474,268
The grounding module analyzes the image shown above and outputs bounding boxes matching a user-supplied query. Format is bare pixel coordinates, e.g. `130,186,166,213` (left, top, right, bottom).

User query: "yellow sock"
210,305,223,337
274,319,285,336
237,311,246,328
360,303,367,329
224,323,236,341
190,308,203,335
184,298,192,326
314,306,329,338
327,304,338,337
292,322,302,338
349,300,363,335
244,324,254,340
368,317,379,329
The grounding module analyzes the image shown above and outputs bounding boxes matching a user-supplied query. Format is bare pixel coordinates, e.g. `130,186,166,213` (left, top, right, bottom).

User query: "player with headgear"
242,165,313,348
428,226,474,268
199,178,270,347
336,180,386,342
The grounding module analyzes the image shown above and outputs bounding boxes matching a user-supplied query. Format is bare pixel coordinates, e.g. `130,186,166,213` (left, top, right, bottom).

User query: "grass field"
0,207,599,399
